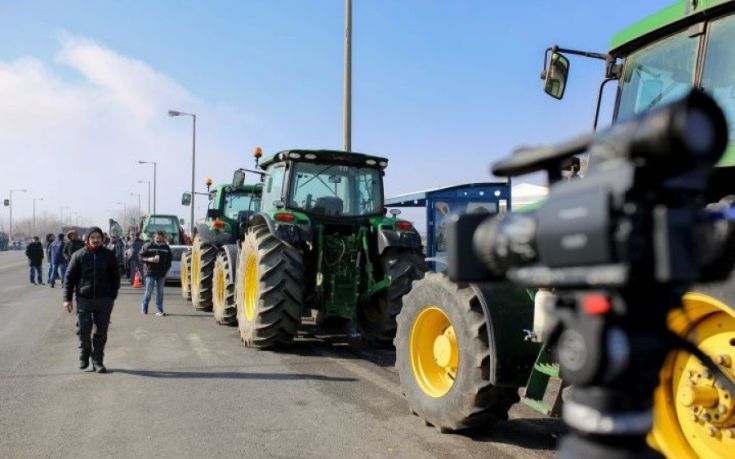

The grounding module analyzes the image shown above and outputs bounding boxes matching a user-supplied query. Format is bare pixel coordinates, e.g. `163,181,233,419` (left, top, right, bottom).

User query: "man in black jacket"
63,226,119,373
63,230,85,262
25,236,45,285
139,230,172,316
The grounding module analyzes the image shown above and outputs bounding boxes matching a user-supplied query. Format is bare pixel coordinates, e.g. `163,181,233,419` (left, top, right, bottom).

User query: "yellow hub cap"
410,306,458,398
243,254,258,322
192,244,200,287
651,292,735,458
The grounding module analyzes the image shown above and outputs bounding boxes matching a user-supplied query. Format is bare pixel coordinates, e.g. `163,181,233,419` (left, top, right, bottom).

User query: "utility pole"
9,189,27,241
33,197,43,236
343,0,352,152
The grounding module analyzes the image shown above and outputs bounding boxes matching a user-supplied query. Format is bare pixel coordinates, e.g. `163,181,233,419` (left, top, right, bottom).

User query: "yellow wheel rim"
214,261,225,310
180,254,189,290
192,240,200,287
409,306,459,398
243,253,258,322
651,292,735,459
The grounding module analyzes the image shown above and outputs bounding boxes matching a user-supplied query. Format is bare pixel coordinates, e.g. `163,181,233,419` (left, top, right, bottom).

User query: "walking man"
139,230,172,316
127,231,145,285
63,226,120,373
25,236,44,285
49,233,66,288
63,230,85,262
45,233,56,282
108,234,126,277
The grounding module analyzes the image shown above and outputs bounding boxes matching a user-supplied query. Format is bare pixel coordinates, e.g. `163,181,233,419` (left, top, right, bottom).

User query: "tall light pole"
168,109,197,236
116,201,128,224
138,180,151,214
60,206,70,227
32,197,43,236
9,188,27,241
343,0,352,152
138,161,157,214
130,192,141,222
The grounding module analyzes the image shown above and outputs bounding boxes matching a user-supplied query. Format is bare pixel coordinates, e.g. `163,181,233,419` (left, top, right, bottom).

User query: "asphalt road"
0,251,562,459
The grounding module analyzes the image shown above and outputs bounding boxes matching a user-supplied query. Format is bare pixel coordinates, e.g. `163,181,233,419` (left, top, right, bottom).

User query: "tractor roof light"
288,152,302,159
379,161,388,167
365,159,377,165
205,177,213,187
305,153,317,160
274,212,295,223
253,147,263,159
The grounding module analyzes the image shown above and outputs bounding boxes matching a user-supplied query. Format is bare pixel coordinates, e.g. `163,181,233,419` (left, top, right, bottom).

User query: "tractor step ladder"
521,343,564,416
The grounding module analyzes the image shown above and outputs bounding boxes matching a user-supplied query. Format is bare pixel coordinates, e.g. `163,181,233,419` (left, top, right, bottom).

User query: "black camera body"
448,89,733,289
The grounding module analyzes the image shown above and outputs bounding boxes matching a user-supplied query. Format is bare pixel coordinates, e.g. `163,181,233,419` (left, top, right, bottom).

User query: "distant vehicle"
0,232,8,251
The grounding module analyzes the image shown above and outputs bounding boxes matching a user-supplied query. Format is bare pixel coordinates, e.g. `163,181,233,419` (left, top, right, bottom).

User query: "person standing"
45,233,56,282
63,230,85,262
25,236,45,285
63,226,120,373
108,234,126,278
127,232,145,285
139,231,172,316
48,233,66,288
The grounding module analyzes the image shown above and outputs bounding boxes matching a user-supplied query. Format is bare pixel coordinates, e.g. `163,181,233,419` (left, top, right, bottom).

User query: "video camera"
447,90,735,458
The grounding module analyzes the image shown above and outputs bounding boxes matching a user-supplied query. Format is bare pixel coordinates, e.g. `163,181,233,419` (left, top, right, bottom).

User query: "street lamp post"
116,201,128,224
168,110,197,237
138,161,157,214
9,188,27,241
343,0,352,152
130,193,141,222
32,197,43,236
138,180,151,214
60,206,70,228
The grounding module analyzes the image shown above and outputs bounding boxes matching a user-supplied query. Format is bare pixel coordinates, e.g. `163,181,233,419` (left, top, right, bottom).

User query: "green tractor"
395,2,735,458
234,149,426,349
181,178,261,324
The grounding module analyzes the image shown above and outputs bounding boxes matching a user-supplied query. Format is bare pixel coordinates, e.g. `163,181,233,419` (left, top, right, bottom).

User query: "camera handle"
548,288,679,458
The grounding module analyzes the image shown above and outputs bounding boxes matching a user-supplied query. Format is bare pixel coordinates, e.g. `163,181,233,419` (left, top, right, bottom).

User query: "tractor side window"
262,164,285,210
702,13,735,146
617,30,698,121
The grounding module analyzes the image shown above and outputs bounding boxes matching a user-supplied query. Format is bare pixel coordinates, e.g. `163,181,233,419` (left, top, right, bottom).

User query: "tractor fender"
196,223,235,246
249,213,311,249
220,243,239,283
377,228,422,255
469,283,540,387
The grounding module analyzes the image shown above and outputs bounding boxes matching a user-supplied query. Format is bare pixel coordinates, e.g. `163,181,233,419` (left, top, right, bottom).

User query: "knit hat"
86,226,104,240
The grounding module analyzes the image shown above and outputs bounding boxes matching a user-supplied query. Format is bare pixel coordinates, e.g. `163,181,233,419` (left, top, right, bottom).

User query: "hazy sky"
0,0,674,232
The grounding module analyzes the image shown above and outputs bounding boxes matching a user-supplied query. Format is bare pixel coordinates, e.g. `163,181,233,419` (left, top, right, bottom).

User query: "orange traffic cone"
133,272,143,288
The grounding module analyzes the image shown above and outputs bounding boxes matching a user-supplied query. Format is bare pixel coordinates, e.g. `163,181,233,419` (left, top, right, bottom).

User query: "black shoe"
92,363,107,373
80,359,89,370
49,284,55,288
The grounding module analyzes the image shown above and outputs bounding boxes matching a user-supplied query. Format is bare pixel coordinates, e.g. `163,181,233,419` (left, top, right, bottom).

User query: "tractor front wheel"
357,248,426,347
190,235,216,311
213,250,237,326
180,250,192,301
235,226,304,348
395,272,519,431
650,280,735,459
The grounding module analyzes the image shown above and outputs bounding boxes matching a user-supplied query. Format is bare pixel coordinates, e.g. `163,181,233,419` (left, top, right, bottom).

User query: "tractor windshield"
289,162,382,217
143,216,181,244
617,29,698,121
222,191,259,220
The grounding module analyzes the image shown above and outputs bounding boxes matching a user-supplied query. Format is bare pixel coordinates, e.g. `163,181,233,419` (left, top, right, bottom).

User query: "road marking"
188,333,219,364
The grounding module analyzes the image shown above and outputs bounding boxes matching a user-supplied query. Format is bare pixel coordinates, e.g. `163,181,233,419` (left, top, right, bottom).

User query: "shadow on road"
111,368,358,382
463,417,565,450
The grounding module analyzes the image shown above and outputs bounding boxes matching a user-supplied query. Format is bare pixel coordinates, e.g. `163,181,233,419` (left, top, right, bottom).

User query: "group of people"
25,227,174,373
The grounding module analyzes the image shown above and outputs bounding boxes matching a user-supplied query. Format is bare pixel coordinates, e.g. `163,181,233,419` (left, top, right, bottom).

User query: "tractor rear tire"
191,235,216,311
357,248,426,347
650,278,735,459
236,226,304,348
180,250,192,301
213,250,238,326
395,272,519,432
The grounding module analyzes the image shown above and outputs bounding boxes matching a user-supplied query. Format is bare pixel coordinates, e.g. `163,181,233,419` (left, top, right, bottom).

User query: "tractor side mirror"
181,192,192,206
179,218,185,226
233,169,246,187
543,52,570,100
389,209,401,218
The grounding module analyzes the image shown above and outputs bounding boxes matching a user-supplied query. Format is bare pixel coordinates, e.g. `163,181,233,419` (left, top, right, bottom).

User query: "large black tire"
191,235,216,311
235,225,304,348
395,272,520,432
213,250,237,326
180,250,192,301
357,248,426,347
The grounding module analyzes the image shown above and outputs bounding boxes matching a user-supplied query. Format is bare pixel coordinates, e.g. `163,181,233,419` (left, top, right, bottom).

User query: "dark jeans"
77,297,114,365
49,261,67,287
29,263,42,283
